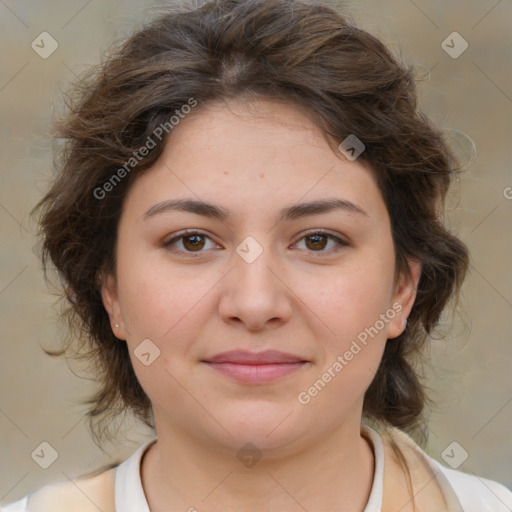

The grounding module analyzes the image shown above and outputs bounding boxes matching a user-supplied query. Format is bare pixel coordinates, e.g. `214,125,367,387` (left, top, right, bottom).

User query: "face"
101,98,420,455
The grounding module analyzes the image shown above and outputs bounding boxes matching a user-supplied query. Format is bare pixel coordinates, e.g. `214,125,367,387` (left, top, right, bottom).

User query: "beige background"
1,0,511,505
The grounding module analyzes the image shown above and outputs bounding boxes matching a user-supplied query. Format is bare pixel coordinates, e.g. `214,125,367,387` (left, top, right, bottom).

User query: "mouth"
202,350,309,384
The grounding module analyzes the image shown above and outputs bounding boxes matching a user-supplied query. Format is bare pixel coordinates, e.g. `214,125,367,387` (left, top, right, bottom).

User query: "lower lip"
204,362,306,383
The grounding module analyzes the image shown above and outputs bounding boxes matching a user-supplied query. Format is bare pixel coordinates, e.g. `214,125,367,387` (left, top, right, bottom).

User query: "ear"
99,271,127,340
386,258,422,340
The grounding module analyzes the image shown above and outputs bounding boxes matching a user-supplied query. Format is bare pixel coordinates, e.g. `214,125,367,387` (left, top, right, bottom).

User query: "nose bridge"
218,232,292,328
233,233,280,290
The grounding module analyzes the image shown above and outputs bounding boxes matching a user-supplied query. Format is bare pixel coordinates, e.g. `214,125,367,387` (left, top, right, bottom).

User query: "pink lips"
203,350,308,384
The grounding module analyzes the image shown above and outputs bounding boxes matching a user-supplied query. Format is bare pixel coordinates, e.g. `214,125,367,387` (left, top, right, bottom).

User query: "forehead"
164,97,347,169
122,98,386,225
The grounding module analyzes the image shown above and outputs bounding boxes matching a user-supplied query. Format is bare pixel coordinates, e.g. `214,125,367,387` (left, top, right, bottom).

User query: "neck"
141,419,375,512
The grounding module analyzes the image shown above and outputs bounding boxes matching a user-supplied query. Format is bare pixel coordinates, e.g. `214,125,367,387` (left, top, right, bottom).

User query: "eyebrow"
143,197,368,223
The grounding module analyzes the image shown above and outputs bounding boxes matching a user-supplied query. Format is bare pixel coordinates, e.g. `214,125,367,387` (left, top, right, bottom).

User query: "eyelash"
162,229,349,257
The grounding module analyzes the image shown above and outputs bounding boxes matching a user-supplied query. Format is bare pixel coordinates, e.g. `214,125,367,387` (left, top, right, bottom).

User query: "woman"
2,0,511,510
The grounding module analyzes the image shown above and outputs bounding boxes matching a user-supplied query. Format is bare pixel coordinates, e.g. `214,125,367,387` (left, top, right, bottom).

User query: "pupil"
308,234,326,250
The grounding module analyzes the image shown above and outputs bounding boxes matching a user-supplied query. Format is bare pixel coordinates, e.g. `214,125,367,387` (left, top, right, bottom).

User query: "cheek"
303,255,395,339
116,250,227,373
297,265,392,415
298,250,395,398
115,241,200,342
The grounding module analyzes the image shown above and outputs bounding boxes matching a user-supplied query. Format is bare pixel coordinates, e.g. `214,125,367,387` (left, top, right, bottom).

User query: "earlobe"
99,272,127,340
387,259,422,339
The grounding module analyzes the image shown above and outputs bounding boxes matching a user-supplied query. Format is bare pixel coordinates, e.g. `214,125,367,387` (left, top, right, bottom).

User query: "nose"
218,239,293,332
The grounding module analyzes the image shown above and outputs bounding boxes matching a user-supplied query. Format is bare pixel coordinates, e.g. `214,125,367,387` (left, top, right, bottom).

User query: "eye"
163,230,219,256
292,230,348,255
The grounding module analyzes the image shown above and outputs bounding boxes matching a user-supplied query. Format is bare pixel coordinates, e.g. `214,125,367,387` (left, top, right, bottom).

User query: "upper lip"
203,350,307,365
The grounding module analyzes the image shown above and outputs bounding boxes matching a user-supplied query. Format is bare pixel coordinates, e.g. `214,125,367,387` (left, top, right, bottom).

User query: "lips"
202,350,309,384
205,349,306,365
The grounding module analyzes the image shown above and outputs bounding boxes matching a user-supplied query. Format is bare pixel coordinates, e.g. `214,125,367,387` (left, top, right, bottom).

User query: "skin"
101,97,421,512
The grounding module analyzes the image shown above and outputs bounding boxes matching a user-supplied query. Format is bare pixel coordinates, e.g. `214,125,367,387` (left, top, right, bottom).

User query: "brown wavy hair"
33,0,468,467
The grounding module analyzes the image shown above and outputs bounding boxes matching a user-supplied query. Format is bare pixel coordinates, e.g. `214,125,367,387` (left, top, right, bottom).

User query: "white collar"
115,437,155,512
114,425,384,512
361,424,385,511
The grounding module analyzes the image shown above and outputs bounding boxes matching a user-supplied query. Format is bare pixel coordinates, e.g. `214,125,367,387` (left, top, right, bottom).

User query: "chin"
211,402,307,452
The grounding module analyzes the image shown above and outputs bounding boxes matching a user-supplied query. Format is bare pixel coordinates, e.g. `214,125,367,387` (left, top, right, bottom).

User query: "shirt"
2,424,512,511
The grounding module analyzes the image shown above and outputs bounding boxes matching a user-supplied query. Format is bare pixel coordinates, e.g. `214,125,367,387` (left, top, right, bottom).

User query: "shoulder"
1,495,28,512
381,425,512,511
430,457,512,512
0,467,117,512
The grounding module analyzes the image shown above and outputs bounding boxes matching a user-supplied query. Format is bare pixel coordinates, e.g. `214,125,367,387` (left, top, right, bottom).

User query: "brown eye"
181,234,206,251
294,231,348,255
163,230,218,256
305,234,329,251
